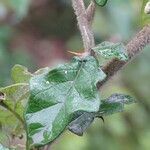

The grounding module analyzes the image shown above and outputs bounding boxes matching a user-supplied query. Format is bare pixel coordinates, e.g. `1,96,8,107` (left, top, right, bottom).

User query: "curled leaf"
68,112,95,136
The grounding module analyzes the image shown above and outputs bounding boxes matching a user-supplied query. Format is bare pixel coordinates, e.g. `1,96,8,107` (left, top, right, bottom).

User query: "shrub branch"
97,25,150,88
86,1,96,26
71,2,150,88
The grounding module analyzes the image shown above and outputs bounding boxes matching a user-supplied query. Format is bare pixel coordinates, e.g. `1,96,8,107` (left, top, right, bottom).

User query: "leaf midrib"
31,61,85,112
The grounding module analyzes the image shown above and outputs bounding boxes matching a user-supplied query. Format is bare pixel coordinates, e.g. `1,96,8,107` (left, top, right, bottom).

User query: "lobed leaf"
24,56,106,148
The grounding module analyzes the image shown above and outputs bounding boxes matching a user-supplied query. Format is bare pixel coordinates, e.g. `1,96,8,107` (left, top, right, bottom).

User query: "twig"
71,0,95,54
97,25,150,88
126,25,150,58
71,1,150,89
86,1,96,26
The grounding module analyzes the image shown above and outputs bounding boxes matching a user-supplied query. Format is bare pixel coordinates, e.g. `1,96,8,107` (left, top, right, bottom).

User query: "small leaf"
92,42,128,64
68,112,95,136
92,42,128,66
25,56,106,148
94,0,108,6
11,64,33,83
97,94,136,116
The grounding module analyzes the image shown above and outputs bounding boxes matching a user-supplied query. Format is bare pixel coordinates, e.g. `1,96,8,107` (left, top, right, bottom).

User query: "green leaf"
0,144,9,150
141,0,150,26
0,64,31,132
11,65,33,84
92,41,128,64
0,83,29,143
94,0,108,6
0,109,18,126
68,112,95,136
25,56,106,147
97,94,136,116
68,94,135,136
0,83,29,120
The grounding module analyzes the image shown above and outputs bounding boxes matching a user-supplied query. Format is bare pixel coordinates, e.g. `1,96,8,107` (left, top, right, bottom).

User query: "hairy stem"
86,1,96,26
72,0,95,53
97,25,150,88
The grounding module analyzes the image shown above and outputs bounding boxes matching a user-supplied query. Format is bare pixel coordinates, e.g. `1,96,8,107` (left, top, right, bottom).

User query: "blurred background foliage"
0,0,150,150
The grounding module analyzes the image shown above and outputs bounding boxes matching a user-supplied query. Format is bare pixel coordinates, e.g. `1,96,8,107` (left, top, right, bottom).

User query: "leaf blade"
97,94,136,116
92,41,128,65
25,56,106,147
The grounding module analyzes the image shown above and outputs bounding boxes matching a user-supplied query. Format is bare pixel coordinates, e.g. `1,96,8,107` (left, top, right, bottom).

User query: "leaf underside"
68,94,136,136
97,93,136,116
68,112,95,136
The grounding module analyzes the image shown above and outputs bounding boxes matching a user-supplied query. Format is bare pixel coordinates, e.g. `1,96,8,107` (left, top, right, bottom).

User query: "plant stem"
86,1,96,26
97,25,150,88
72,0,95,54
